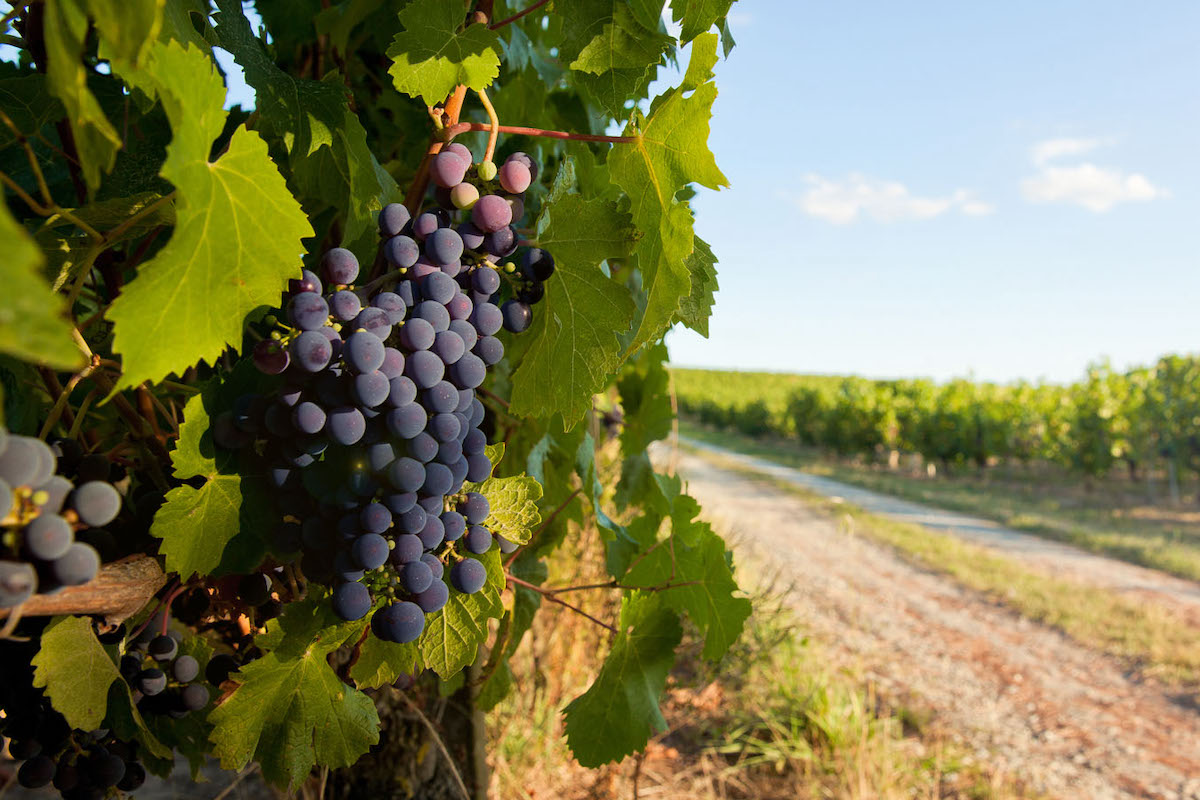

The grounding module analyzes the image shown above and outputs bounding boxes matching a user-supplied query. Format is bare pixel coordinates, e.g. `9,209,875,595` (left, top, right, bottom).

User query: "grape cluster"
0,425,121,608
118,626,210,719
221,146,553,645
1,637,145,797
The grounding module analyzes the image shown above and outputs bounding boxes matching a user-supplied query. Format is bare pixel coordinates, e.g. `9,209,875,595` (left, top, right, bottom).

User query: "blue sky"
666,1,1200,383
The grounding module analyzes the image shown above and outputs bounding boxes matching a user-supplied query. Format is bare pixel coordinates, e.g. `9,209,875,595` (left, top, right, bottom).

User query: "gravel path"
669,441,1200,800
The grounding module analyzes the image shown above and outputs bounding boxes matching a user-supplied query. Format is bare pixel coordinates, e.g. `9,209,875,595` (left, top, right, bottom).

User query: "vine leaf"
560,0,671,119
107,40,313,391
31,616,171,759
349,635,421,690
510,159,636,423
673,235,718,337
615,344,675,509
0,201,84,370
477,473,543,546
418,549,504,677
671,0,738,44
386,0,501,105
209,597,379,789
562,595,681,767
610,32,726,356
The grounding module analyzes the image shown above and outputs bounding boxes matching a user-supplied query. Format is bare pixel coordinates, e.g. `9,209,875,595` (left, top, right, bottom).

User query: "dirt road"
669,442,1200,800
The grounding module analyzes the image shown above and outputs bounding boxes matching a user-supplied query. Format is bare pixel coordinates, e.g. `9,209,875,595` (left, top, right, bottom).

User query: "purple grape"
380,347,406,379
445,142,473,166
475,335,504,366
460,492,489,524
471,268,501,294
422,272,457,304
424,382,459,415
353,307,392,340
253,339,290,374
332,581,372,621
469,398,485,427
500,300,532,334
450,353,486,389
438,439,463,465
415,579,449,613
398,504,427,534
345,330,386,373
458,221,486,250
450,559,487,594
0,561,36,607
353,533,390,569
506,151,538,181
421,462,453,497
289,269,322,297
353,371,390,407
70,481,121,526
522,248,556,281
385,492,418,514
432,331,465,365
379,203,411,236
455,388,474,413
290,331,333,372
498,159,532,193
464,525,493,554
328,406,367,445
367,441,396,472
387,404,427,439
329,290,362,322
407,431,439,463
426,228,464,266
406,350,445,389
483,226,517,258
385,234,420,269
430,150,469,188
415,300,450,332
446,292,472,322
288,292,329,330
322,247,360,284
372,291,407,324
463,428,486,455
518,281,545,304
429,413,461,443
399,318,435,352
389,457,426,492
360,502,392,534
466,452,492,482
399,559,433,594
391,533,423,564
412,212,440,241
292,402,326,435
449,319,478,350
372,601,425,643
470,302,503,336
388,376,418,408
52,542,99,586
471,194,512,233
421,553,445,579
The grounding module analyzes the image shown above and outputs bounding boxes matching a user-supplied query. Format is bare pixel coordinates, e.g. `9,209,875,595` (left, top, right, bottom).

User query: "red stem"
442,123,636,145
505,573,617,633
489,0,551,29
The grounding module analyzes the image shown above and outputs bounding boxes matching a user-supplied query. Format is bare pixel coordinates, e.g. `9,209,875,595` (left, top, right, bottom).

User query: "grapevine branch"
0,556,167,626
441,122,636,145
488,0,551,29
504,573,617,633
504,486,581,567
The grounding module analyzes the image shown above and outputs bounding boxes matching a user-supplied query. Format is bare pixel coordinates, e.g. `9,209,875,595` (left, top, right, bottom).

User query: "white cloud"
1030,137,1108,166
1022,137,1165,212
1021,163,1162,212
790,174,994,224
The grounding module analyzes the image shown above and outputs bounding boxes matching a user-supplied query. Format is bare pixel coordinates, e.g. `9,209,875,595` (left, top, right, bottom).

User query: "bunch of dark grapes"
218,145,552,646
0,638,145,797
0,425,122,608
118,626,210,718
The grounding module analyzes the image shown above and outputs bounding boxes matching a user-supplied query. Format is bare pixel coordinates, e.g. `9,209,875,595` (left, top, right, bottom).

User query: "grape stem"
475,88,500,164
488,0,550,29
503,486,581,568
441,122,637,145
504,573,617,633
403,86,470,217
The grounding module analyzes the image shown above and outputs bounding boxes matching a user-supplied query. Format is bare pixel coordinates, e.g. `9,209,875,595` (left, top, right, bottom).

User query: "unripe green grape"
451,183,479,209
477,160,497,181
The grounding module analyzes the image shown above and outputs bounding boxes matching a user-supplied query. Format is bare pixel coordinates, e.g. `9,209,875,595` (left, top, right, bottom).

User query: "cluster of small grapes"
0,426,122,608
118,626,210,719
221,146,551,646
1,637,145,797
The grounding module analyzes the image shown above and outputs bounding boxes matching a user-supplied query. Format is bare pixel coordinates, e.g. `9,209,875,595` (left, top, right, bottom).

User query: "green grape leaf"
560,0,670,119
349,636,421,690
672,235,718,337
615,344,674,508
42,0,123,189
0,75,64,149
623,522,750,660
108,40,313,390
671,0,737,44
209,597,379,788
570,4,672,74
477,473,543,546
159,0,217,52
151,376,269,578
418,549,504,677
563,595,681,766
87,0,165,66
32,617,172,759
386,0,501,105
0,201,84,370
610,33,726,355
509,160,637,422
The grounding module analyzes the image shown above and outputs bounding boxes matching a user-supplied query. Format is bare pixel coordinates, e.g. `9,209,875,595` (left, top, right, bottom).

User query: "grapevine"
0,0,748,795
